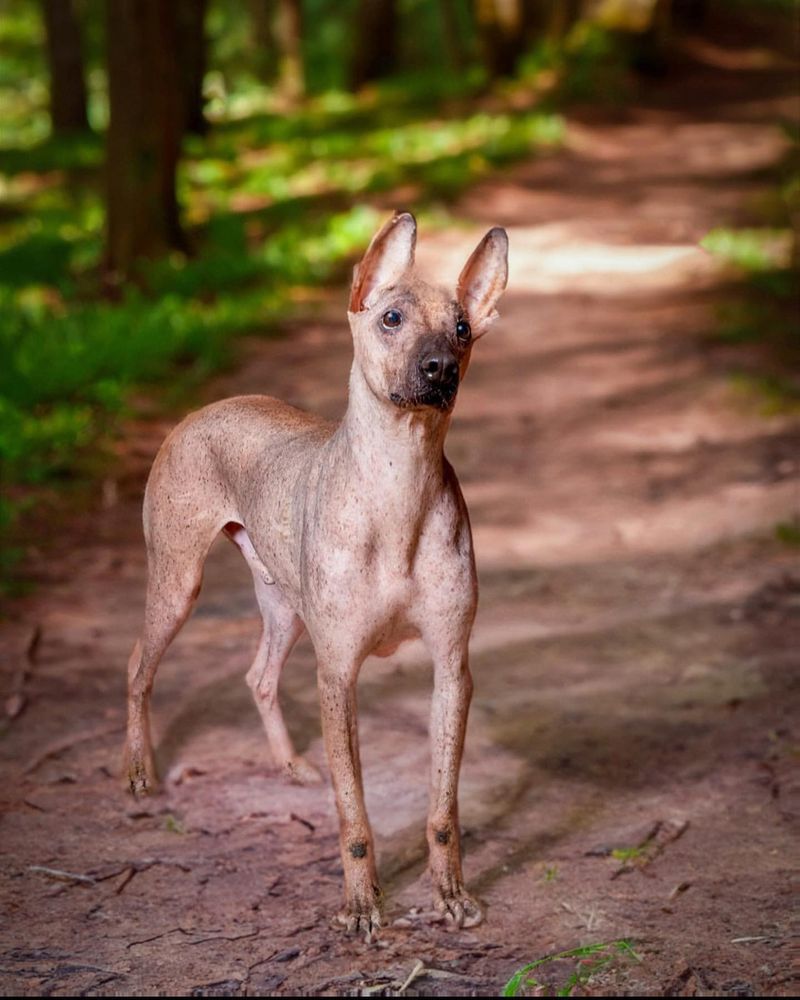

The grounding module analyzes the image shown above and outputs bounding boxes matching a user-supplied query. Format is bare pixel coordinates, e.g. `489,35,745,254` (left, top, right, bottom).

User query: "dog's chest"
306,502,470,644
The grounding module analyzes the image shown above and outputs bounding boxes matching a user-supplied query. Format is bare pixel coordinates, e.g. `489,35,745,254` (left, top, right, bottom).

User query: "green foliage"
502,940,640,997
0,0,48,147
775,517,800,546
701,227,793,273
713,286,798,357
519,21,632,104
541,864,559,882
194,96,562,212
701,121,799,411
730,372,800,415
0,231,74,287
562,21,631,103
0,494,27,595
0,204,381,487
0,130,103,176
163,813,186,835
610,845,647,863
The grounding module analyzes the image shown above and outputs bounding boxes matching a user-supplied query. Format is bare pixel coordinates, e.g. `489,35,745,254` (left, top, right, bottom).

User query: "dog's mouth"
389,386,457,412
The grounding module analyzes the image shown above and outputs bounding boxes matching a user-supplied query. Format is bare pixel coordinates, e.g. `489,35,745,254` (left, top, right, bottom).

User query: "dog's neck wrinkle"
338,365,448,494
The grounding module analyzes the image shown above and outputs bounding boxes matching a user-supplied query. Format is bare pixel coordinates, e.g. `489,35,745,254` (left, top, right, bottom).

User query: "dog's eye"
456,319,471,342
381,309,403,330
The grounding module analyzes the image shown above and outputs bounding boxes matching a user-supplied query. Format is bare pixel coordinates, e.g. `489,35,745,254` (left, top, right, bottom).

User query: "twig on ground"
28,865,96,885
397,959,426,994
290,812,316,833
187,927,261,945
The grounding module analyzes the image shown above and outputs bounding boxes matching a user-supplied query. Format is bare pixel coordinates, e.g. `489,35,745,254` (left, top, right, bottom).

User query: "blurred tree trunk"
105,0,186,279
351,0,398,89
548,0,583,39
175,0,209,136
248,0,278,81
439,0,466,72
672,0,709,29
520,0,551,40
42,0,89,133
475,0,524,78
275,0,305,101
630,0,675,75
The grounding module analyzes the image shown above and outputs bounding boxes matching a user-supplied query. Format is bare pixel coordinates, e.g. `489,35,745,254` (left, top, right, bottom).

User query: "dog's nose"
420,351,459,386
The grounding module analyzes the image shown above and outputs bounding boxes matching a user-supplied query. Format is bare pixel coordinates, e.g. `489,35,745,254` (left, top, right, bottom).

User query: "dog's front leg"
318,662,382,939
426,645,483,927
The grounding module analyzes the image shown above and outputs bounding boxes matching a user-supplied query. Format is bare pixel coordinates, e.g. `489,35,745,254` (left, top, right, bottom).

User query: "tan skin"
124,213,509,937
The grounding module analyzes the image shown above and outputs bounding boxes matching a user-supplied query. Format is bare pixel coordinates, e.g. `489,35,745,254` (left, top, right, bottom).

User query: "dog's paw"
434,887,484,929
285,755,324,786
334,904,382,943
123,744,158,798
127,764,158,797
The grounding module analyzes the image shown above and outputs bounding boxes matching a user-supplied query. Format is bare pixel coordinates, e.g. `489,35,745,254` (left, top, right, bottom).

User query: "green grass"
164,814,186,835
730,372,800,415
610,845,648,864
700,227,793,273
701,151,800,415
518,21,633,105
775,517,800,546
502,940,640,997
542,864,559,882
0,205,382,485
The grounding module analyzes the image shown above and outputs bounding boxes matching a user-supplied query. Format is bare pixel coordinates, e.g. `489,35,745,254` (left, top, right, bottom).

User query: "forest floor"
2,27,799,1000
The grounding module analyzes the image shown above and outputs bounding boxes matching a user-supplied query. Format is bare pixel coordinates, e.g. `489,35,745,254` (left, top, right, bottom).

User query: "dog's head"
347,212,508,414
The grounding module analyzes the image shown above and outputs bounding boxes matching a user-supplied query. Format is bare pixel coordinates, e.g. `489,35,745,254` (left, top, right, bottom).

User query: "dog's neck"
338,363,449,495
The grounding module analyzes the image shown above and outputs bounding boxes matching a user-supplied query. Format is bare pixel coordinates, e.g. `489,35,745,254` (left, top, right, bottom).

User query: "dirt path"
2,42,799,998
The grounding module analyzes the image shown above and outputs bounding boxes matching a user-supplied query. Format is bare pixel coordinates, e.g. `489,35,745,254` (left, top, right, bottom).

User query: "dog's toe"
127,763,157,798
123,743,158,798
435,889,484,929
334,904,382,943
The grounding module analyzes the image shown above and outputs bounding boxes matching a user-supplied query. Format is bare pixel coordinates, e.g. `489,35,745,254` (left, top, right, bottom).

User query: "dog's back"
144,395,333,557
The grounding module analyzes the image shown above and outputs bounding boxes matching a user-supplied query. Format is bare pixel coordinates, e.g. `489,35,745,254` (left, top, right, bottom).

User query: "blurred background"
0,0,797,591
1,4,799,994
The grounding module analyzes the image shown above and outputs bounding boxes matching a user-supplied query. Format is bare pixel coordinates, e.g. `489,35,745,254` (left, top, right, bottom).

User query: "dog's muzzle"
389,346,460,411
417,349,459,408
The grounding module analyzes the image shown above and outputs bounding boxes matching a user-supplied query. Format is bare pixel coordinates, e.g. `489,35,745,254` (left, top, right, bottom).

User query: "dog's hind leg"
227,525,321,785
125,476,224,796
124,547,206,795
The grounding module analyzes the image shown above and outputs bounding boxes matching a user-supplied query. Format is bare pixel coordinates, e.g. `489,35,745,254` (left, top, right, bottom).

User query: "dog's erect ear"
349,212,417,312
457,227,508,338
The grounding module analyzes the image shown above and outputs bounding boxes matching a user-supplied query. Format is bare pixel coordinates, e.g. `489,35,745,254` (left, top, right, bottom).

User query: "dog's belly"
371,623,420,658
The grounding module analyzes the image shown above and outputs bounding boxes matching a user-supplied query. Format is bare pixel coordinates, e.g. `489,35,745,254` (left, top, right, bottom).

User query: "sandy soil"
2,29,798,999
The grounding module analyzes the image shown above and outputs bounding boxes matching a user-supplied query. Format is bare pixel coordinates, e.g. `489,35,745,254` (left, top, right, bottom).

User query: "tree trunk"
248,0,278,81
475,0,524,79
175,0,209,136
105,0,186,279
673,0,708,28
274,0,304,102
350,0,398,90
548,0,583,39
42,0,89,133
439,0,466,72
